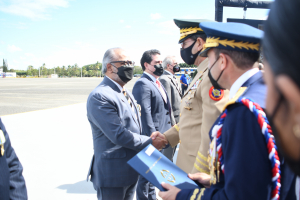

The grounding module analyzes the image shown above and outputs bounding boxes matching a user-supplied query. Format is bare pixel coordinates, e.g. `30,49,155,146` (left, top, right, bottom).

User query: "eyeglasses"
110,60,135,67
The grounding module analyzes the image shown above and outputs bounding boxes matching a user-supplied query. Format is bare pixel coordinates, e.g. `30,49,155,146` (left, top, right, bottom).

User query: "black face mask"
151,64,164,76
172,64,180,73
208,56,225,90
112,64,134,83
267,93,300,176
180,41,201,65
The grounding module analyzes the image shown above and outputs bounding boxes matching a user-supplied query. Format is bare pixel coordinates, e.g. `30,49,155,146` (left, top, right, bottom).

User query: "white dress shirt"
229,68,259,99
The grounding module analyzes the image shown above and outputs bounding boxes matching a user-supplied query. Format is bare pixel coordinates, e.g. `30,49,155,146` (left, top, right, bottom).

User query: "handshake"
150,131,168,150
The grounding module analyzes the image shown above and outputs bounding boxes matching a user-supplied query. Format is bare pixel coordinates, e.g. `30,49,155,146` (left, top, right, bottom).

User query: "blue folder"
127,144,201,191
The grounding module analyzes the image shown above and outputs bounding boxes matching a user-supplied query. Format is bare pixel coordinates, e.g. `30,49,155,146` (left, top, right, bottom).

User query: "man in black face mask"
132,49,172,200
159,56,181,161
86,48,167,200
152,19,229,177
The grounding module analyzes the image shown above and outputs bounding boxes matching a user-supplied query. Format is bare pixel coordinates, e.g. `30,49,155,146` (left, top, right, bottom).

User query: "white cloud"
125,25,131,28
157,20,178,35
8,45,22,52
147,21,155,25
0,0,70,20
120,20,124,23
25,53,35,57
150,13,161,20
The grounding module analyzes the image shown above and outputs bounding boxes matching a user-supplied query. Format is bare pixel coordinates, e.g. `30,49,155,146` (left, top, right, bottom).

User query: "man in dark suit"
86,48,167,200
132,49,172,200
0,118,27,200
159,56,181,161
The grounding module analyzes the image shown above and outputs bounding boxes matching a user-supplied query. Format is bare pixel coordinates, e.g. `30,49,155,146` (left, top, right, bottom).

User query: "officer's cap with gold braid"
199,22,263,57
174,19,214,44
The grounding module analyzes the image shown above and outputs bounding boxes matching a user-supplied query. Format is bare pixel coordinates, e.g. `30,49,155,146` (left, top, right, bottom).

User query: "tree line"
0,62,196,78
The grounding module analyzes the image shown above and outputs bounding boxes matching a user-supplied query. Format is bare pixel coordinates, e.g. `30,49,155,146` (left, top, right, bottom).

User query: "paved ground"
0,77,138,116
0,78,167,200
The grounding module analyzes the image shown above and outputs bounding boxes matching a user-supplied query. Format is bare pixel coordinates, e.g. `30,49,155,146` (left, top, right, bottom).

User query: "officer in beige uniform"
153,19,229,174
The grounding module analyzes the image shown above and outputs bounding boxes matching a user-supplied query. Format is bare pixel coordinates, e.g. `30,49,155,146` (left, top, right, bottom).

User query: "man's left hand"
158,182,181,200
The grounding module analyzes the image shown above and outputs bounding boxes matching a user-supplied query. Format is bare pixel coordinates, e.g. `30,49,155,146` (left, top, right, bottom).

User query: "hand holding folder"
127,144,203,191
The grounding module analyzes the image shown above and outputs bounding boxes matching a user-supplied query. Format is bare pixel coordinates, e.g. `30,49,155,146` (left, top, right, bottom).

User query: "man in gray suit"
86,48,167,200
159,56,182,161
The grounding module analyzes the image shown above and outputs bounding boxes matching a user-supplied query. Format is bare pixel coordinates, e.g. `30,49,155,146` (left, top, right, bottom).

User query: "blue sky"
0,0,271,70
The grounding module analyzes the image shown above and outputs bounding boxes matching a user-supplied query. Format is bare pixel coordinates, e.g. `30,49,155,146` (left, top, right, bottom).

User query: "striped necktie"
122,89,137,119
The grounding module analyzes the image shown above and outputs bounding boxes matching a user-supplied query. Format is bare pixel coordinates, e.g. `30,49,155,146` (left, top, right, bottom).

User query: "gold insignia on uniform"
137,104,142,116
1,145,4,156
0,130,5,156
161,169,176,183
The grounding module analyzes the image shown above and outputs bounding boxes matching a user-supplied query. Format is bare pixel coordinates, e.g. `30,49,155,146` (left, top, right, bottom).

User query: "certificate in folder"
127,144,201,191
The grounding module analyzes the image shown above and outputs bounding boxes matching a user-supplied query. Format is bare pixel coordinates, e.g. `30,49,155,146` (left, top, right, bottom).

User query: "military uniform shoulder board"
209,86,224,101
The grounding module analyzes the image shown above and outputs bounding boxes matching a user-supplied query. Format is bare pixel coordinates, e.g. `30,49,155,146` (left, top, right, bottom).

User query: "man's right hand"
151,131,168,150
150,131,167,141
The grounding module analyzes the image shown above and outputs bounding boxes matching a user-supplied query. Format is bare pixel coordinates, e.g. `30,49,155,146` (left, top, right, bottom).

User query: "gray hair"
162,56,175,69
102,47,122,74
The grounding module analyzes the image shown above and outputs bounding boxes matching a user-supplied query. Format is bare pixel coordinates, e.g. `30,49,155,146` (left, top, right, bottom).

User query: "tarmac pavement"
0,78,165,200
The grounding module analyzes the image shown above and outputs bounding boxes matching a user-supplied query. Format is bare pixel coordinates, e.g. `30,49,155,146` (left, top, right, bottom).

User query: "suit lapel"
143,73,167,104
119,92,140,128
104,77,140,128
167,75,182,97
126,91,142,130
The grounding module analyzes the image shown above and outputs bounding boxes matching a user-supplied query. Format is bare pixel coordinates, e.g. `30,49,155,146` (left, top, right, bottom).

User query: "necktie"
122,89,137,119
156,79,167,103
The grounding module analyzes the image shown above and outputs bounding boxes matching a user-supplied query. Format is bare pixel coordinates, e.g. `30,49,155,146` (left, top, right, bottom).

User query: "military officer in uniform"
153,19,229,175
0,118,27,200
159,22,296,200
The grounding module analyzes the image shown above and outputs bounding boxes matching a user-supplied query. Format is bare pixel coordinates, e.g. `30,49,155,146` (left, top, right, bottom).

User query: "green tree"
133,66,143,75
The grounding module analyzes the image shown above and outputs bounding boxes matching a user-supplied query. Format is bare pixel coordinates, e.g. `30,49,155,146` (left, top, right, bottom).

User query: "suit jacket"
86,76,152,188
177,71,296,200
132,73,172,137
164,58,229,174
0,118,27,200
159,71,181,125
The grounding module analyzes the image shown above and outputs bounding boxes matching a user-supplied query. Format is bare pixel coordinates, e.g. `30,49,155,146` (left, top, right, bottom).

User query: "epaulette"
222,87,247,112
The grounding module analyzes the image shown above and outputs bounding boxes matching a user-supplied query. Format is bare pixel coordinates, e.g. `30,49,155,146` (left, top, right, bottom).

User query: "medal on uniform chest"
1,145,4,156
0,130,5,156
184,91,194,110
208,137,219,185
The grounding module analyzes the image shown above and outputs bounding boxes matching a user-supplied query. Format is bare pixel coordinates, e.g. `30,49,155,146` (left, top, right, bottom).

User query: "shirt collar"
106,76,124,92
144,72,157,82
229,68,259,99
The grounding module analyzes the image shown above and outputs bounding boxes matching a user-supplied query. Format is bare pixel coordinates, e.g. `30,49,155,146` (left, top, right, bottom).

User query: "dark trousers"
136,176,156,200
96,182,137,200
181,84,188,96
163,145,176,162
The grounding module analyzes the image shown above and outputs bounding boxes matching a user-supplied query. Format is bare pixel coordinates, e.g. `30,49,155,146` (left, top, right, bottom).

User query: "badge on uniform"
137,104,142,116
0,130,6,156
209,86,224,101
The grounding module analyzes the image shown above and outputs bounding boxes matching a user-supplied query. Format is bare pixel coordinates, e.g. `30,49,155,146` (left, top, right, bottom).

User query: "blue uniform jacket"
86,76,152,188
132,73,172,136
177,71,296,200
0,118,27,200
